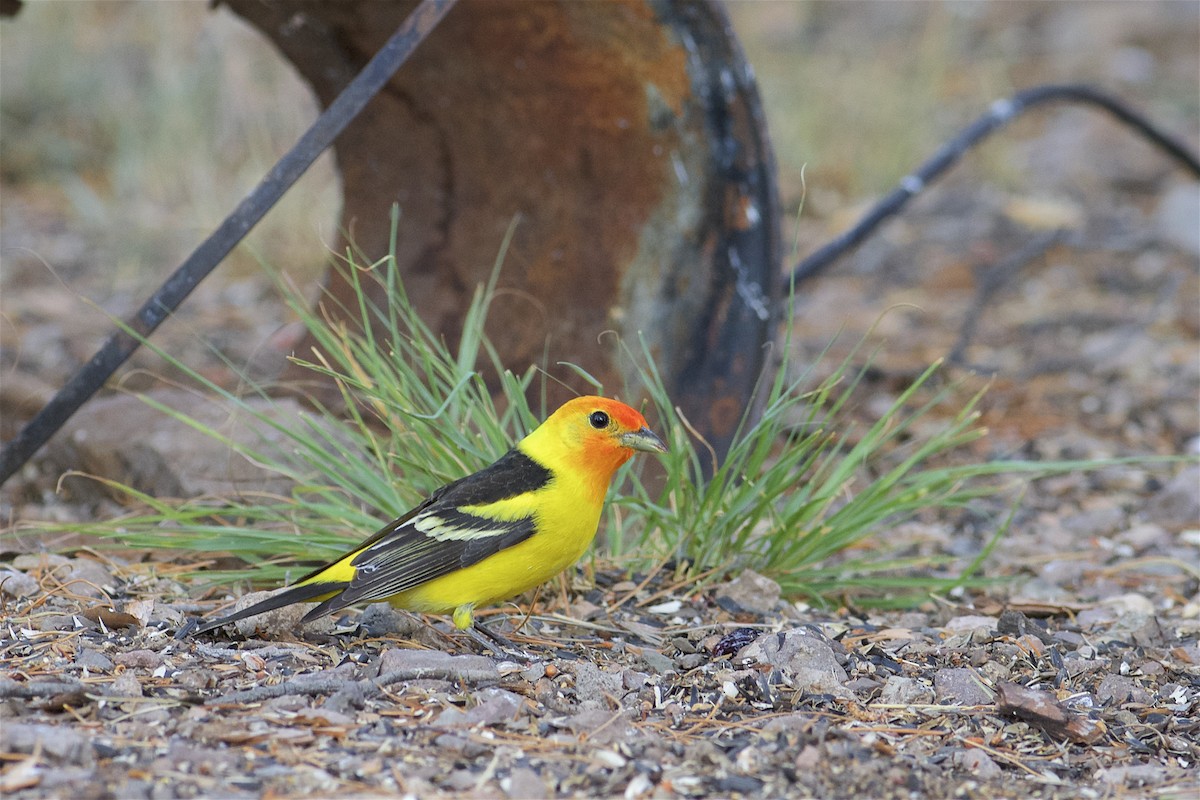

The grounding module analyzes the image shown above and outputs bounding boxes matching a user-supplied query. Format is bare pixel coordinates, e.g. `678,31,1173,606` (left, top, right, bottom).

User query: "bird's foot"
465,621,537,662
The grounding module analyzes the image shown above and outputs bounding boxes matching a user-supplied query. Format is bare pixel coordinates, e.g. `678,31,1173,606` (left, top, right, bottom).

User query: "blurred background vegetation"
1,0,1196,399
0,1,338,289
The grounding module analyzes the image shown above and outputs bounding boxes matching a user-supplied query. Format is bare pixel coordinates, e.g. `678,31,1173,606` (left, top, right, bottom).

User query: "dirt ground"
2,3,1199,799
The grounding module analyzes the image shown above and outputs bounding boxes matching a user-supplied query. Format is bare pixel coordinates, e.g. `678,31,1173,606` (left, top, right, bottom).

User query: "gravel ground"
2,172,1197,796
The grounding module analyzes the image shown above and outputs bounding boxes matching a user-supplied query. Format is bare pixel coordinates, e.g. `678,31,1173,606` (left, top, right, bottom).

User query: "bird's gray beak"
621,426,668,454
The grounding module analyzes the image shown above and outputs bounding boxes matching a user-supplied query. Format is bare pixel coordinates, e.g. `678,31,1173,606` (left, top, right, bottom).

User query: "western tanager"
187,396,667,638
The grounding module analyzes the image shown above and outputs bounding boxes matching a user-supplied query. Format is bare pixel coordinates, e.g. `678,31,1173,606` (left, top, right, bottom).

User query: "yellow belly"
390,493,602,615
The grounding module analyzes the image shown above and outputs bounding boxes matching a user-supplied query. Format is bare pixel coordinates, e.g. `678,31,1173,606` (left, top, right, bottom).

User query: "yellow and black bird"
187,396,667,639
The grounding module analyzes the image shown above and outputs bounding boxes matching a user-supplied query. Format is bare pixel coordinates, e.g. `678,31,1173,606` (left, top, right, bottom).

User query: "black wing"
301,448,551,620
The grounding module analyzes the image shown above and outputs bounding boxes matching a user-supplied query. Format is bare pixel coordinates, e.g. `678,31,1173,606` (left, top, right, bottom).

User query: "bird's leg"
466,619,536,662
451,603,535,660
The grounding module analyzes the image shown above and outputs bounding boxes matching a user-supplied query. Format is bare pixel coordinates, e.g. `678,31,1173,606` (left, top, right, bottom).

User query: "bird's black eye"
589,410,610,429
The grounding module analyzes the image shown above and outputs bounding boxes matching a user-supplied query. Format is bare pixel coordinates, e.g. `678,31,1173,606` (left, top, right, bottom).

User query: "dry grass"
0,1,338,295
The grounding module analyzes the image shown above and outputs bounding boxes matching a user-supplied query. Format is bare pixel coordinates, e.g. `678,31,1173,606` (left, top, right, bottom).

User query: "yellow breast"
390,471,606,614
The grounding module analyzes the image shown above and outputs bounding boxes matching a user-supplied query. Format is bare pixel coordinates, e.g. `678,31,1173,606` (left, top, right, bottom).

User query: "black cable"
787,83,1200,289
0,0,457,487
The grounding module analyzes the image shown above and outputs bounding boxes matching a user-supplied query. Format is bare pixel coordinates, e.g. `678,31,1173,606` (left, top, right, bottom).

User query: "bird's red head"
522,396,667,492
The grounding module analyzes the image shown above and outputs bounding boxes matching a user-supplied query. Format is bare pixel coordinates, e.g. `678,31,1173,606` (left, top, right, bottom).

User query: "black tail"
183,580,348,638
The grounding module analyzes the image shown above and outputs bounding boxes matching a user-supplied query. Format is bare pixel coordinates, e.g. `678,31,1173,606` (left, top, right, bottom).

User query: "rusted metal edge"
659,0,783,461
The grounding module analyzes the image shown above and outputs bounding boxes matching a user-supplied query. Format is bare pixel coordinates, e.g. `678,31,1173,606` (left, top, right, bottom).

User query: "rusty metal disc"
226,0,781,457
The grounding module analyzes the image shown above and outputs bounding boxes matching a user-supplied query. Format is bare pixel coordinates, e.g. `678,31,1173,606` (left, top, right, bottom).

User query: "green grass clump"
34,211,1172,605
68,213,544,583
615,347,996,604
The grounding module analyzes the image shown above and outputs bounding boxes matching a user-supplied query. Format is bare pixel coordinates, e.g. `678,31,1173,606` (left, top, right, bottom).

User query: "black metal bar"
0,0,458,486
787,83,1200,289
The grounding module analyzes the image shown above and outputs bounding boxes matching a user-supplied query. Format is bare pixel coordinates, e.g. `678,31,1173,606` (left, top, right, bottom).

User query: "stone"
563,708,637,745
1115,523,1170,553
565,661,626,711
1096,763,1169,787
1096,674,1152,706
115,649,165,669
950,748,1002,779
62,558,115,599
73,648,114,673
12,554,70,570
714,569,782,615
0,723,93,765
106,671,143,697
636,648,676,675
358,603,421,637
503,766,549,799
435,687,525,729
376,647,499,684
737,629,849,696
942,615,998,634
877,676,934,706
0,569,38,598
33,614,78,632
176,670,217,692
1155,182,1200,257
1062,505,1127,537
1143,465,1200,528
932,668,993,705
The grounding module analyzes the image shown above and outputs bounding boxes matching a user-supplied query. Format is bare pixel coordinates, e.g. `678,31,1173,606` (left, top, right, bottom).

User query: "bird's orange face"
531,396,668,487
